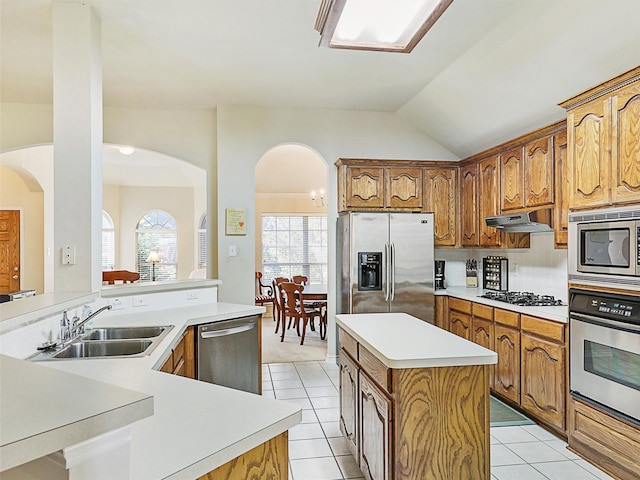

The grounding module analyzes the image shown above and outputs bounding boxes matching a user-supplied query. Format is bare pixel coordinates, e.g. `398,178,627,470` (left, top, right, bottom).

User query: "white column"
52,2,103,292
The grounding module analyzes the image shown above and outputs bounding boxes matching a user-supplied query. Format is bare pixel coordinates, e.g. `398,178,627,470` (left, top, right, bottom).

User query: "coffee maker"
435,260,445,290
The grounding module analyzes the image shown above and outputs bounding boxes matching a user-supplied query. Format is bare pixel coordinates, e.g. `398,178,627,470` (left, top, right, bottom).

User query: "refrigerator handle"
384,242,390,301
390,242,396,301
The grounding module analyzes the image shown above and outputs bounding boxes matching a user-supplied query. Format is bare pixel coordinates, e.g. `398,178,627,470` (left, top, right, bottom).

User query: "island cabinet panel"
360,373,392,480
392,365,490,480
500,147,524,211
460,163,479,247
337,324,491,480
478,156,501,247
611,82,640,205
197,431,288,480
385,167,423,209
339,349,359,461
554,130,569,247
525,136,554,207
425,168,458,247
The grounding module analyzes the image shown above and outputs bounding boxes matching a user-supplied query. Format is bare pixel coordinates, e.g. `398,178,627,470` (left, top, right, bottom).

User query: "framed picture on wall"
225,208,247,235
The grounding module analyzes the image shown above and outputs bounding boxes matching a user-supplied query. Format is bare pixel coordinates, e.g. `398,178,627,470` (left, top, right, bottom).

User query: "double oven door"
570,289,640,423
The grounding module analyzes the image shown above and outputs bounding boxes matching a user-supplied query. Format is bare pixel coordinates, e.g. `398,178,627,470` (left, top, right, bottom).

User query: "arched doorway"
255,144,328,362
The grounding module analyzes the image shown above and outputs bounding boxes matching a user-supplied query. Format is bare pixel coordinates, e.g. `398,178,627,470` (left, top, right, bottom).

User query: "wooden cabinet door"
346,167,385,208
359,373,392,480
339,349,359,461
525,136,554,207
610,82,640,205
425,168,457,246
521,334,565,431
500,148,524,211
385,167,423,209
449,310,471,340
479,156,501,247
567,99,611,209
472,316,494,389
494,324,520,404
460,164,478,247
434,295,448,330
554,130,569,247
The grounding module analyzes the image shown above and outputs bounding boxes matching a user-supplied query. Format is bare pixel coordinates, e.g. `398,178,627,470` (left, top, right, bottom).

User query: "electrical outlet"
132,295,148,307
109,298,124,310
187,292,198,301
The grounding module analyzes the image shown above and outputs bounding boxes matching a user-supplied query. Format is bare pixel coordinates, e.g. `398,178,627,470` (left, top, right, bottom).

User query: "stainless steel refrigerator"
337,212,435,323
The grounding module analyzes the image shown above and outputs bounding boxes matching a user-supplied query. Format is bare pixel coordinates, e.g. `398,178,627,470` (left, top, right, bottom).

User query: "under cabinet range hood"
485,208,553,233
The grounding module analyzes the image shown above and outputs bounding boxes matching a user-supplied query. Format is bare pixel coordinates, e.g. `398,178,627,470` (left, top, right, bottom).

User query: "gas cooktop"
479,291,565,306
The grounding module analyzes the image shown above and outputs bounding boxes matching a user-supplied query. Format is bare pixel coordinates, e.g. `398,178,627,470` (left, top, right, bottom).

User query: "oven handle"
570,312,640,334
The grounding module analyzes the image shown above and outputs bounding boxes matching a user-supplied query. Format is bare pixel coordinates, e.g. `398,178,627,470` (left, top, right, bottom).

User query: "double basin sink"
34,325,174,360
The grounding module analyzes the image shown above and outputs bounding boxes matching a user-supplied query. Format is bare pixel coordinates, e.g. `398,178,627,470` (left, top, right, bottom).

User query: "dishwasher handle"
200,323,255,339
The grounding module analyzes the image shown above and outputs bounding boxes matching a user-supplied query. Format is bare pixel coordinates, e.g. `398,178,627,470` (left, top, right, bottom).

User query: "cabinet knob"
12,275,19,280
13,266,19,272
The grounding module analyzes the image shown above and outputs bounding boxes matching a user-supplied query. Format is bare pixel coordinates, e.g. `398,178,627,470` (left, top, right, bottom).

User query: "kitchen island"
1,293,301,479
336,312,497,480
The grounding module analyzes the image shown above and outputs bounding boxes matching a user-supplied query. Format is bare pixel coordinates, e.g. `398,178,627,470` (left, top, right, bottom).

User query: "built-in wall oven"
568,205,640,291
569,288,640,424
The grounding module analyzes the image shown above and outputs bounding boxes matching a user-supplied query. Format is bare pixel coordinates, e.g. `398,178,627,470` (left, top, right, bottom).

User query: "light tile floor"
262,361,616,480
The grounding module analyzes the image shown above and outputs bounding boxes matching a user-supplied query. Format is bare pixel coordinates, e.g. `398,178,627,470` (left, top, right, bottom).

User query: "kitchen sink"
52,340,153,358
30,325,175,361
81,326,168,340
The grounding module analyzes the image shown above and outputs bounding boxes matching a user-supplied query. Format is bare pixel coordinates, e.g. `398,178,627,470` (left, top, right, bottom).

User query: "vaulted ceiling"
2,0,640,159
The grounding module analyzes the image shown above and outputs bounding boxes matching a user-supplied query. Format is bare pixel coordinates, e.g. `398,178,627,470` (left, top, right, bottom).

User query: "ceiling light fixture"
118,146,135,155
315,0,453,53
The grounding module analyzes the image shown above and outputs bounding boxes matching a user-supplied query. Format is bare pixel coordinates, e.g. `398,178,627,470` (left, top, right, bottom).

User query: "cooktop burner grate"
479,291,564,306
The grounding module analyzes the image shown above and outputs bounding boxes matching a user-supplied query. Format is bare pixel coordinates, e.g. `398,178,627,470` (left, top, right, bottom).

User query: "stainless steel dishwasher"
197,315,259,394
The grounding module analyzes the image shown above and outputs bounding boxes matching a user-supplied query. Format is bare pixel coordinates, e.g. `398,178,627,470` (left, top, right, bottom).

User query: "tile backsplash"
436,232,568,302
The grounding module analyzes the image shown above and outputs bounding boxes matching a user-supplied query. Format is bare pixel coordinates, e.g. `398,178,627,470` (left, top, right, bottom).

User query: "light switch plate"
229,245,237,257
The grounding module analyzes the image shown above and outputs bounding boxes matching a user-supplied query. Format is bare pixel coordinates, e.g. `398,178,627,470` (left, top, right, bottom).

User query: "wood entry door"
0,210,20,294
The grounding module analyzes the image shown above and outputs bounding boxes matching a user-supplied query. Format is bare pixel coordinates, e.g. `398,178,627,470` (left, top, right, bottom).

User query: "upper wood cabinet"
425,168,457,247
460,163,479,247
554,130,569,247
525,136,554,207
336,159,458,246
385,167,423,209
500,148,524,211
560,65,640,209
478,156,501,247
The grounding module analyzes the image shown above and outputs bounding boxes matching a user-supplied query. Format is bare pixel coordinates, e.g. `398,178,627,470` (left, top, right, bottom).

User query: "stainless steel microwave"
568,206,640,291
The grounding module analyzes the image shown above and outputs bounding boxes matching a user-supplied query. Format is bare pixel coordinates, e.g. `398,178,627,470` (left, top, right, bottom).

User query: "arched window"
102,211,115,270
198,214,207,269
136,210,178,281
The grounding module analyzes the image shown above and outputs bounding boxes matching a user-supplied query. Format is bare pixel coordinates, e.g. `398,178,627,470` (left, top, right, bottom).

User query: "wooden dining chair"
255,272,275,321
272,277,289,334
292,275,308,285
102,270,140,284
279,282,322,345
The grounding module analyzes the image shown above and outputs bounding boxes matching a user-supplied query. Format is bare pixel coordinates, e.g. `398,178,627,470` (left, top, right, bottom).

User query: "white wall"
437,233,569,301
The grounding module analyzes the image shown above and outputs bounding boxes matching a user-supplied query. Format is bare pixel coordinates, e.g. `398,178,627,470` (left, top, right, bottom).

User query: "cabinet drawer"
495,308,519,328
472,303,493,321
449,297,472,314
521,315,565,343
339,328,358,360
359,345,391,393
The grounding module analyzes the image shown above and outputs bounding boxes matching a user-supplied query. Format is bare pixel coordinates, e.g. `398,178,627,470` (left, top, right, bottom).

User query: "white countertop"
336,312,497,369
0,354,153,472
439,286,568,323
2,302,301,478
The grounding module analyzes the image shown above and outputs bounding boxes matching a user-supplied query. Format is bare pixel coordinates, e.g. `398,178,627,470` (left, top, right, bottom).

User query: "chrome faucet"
71,304,113,337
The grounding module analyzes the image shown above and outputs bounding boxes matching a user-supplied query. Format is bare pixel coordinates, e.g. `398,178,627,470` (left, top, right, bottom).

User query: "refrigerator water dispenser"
358,252,382,291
